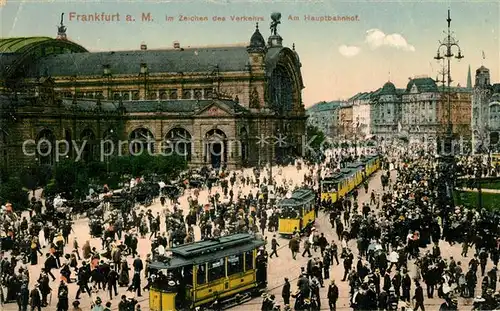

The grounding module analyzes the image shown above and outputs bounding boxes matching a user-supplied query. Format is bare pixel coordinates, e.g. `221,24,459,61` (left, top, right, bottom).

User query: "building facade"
471,65,500,152
342,76,472,142
0,16,307,171
370,82,404,139
338,102,353,139
350,92,372,138
306,101,343,138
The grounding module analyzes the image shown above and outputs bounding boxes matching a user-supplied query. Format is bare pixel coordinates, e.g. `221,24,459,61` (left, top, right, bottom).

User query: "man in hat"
269,235,279,258
282,278,290,306
327,279,339,311
30,283,43,311
57,280,69,311
413,281,425,311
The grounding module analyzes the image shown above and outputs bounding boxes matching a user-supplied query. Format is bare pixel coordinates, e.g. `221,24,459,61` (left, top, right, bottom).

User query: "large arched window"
164,128,192,161
269,66,294,114
205,129,227,169
37,129,55,165
129,128,155,155
80,128,96,162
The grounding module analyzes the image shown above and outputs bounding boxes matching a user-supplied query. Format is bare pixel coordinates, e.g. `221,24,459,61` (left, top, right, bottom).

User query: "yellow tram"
149,233,266,311
278,188,316,236
320,154,381,203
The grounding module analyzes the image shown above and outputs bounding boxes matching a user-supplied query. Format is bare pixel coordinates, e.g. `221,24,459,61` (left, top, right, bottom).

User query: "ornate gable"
196,101,234,118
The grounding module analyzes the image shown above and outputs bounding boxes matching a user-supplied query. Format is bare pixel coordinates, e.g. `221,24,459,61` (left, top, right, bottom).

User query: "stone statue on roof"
270,12,281,36
57,13,67,39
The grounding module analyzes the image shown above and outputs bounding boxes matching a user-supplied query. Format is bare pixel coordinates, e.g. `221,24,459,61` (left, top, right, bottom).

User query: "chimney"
140,42,147,50
173,41,180,49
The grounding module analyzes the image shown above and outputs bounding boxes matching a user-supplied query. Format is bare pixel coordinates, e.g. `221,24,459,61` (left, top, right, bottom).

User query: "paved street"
2,163,489,310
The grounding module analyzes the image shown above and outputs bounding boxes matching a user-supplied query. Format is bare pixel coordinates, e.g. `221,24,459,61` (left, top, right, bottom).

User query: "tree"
305,125,330,162
20,163,52,196
52,160,89,199
0,177,29,210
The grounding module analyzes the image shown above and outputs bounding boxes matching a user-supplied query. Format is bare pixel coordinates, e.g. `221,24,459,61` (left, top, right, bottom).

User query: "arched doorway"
80,128,96,162
129,128,155,155
0,129,8,169
205,129,227,169
240,128,249,166
164,128,192,161
37,129,55,165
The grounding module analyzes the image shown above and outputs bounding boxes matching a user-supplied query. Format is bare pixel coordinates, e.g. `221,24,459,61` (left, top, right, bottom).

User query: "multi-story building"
471,65,500,152
338,102,353,139
0,14,307,171
370,82,404,139
400,77,441,140
436,87,472,139
349,92,372,138
306,101,343,138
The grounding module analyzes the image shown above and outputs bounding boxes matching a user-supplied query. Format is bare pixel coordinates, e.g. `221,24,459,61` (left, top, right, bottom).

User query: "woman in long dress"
30,238,40,265
118,259,129,287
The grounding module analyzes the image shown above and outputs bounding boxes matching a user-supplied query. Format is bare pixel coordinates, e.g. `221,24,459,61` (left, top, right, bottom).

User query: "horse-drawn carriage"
89,218,104,237
132,182,158,206
161,185,184,200
188,175,204,188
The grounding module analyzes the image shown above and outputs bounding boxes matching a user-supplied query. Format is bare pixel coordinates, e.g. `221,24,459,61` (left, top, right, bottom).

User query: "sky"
1,0,499,107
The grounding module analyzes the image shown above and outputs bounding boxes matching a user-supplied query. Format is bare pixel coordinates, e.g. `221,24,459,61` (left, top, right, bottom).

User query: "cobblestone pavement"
2,165,487,310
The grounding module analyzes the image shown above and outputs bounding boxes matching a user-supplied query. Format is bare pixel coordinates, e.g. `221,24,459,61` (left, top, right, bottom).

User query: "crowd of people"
1,141,500,311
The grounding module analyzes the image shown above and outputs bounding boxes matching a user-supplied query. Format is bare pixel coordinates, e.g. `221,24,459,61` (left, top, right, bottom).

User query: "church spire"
467,65,472,89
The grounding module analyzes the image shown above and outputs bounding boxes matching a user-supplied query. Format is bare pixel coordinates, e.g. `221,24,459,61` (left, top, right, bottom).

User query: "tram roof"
278,188,315,207
149,233,265,270
346,162,364,168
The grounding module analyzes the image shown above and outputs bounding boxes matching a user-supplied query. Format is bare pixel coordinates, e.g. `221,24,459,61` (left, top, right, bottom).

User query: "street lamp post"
475,156,483,209
434,9,464,153
433,9,463,225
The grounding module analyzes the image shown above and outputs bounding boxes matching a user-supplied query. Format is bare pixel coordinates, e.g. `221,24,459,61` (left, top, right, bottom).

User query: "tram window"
208,259,225,281
244,251,253,271
182,265,193,285
196,264,206,285
227,254,244,275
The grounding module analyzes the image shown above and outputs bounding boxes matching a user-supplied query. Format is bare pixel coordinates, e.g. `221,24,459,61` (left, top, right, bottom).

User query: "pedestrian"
413,281,425,311
270,235,279,258
29,284,43,311
288,236,299,260
327,279,339,311
103,302,112,311
282,278,290,306
302,239,312,258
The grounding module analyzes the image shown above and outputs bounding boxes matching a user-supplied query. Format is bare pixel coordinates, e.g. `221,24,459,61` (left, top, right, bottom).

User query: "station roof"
30,46,251,77
0,37,53,53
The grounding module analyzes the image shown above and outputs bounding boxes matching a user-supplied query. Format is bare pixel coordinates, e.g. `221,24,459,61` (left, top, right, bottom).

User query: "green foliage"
0,176,29,210
52,160,89,199
20,163,52,193
454,190,500,211
305,125,330,162
12,154,188,199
